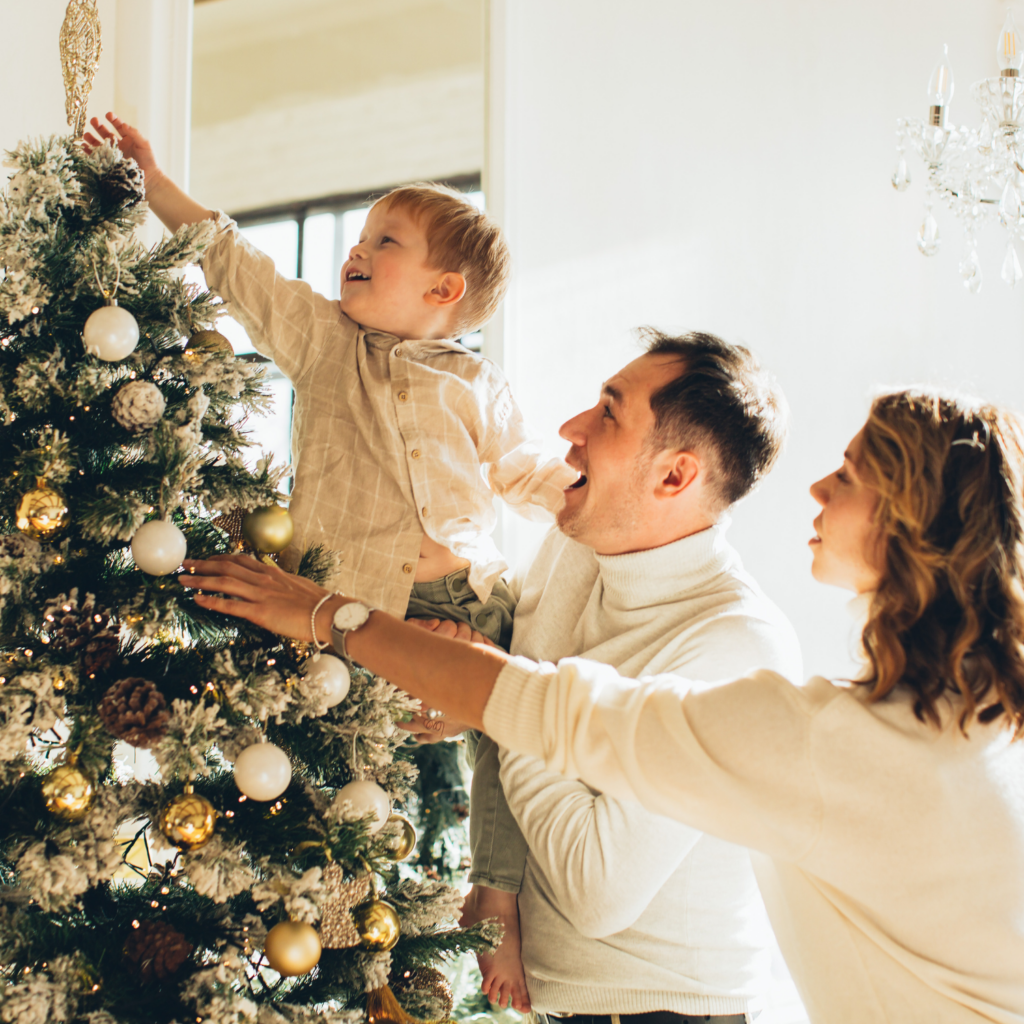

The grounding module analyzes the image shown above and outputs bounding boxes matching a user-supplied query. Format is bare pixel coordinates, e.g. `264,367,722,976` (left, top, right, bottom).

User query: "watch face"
333,602,369,632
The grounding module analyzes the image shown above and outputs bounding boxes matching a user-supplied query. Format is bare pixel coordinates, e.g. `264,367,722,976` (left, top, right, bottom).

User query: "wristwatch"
331,601,377,663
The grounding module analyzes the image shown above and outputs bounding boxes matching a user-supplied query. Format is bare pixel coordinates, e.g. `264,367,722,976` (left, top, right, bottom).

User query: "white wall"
191,0,483,212
1,0,191,243
488,0,1024,681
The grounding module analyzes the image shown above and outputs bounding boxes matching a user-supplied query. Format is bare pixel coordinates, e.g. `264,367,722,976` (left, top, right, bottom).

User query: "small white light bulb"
998,11,1024,74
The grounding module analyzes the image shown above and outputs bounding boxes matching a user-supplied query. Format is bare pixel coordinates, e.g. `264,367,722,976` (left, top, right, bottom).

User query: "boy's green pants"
406,568,526,893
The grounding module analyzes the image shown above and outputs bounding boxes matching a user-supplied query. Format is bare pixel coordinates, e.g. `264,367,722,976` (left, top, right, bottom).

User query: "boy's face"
340,204,456,339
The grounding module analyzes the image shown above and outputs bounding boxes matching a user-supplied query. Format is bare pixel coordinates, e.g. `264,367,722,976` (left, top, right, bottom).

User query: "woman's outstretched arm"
179,554,508,728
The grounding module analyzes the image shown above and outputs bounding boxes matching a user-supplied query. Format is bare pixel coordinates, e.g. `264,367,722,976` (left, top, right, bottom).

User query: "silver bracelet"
309,592,336,660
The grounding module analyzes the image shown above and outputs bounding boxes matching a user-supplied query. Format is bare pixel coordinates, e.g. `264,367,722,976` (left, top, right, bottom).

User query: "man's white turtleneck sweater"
500,523,802,1017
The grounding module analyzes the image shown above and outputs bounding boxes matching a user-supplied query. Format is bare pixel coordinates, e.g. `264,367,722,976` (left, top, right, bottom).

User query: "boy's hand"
83,113,160,180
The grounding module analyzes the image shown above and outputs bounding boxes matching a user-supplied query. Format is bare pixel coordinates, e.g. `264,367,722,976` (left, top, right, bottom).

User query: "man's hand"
406,617,501,649
83,113,160,179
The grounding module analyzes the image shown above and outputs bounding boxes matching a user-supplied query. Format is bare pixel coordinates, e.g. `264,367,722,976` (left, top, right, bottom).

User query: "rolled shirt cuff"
481,655,554,759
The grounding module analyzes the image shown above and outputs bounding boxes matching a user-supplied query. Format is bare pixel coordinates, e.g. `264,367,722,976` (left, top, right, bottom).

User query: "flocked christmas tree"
0,131,499,1024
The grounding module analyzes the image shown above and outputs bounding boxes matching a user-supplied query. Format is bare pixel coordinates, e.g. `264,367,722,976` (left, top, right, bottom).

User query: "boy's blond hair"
374,184,511,337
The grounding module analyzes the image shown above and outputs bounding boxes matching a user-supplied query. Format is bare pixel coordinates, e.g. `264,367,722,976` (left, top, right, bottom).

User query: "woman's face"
809,427,884,593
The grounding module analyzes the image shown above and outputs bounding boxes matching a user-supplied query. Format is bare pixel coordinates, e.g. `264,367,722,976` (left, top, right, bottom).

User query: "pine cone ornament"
44,590,119,670
111,380,166,433
98,677,170,747
123,920,193,981
97,157,146,210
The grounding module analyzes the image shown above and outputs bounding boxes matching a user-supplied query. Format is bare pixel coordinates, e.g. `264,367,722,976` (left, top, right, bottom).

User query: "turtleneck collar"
592,524,738,608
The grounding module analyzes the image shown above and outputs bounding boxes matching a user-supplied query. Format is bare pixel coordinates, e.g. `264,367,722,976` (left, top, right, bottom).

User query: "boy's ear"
424,272,467,308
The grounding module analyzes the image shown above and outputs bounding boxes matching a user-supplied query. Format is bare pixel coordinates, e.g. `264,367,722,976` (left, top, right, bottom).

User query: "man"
186,329,803,1024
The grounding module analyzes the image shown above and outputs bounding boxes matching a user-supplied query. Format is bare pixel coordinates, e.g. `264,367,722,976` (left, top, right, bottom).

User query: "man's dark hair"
641,328,788,509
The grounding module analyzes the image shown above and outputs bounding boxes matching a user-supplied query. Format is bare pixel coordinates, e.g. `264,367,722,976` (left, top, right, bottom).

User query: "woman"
182,388,1024,1023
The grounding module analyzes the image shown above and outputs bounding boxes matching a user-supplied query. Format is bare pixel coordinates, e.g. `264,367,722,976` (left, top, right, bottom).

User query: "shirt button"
421,506,428,517
394,348,402,358
411,449,421,459
398,391,409,402
402,563,413,574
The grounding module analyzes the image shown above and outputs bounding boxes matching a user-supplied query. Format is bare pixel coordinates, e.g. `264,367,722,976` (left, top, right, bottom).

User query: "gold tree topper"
59,0,102,138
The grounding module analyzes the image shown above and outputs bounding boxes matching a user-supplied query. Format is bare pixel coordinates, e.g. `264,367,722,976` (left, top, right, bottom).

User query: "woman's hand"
179,554,345,644
83,113,160,179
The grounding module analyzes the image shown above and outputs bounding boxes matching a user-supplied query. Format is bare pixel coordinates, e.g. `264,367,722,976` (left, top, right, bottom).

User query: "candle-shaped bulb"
927,45,955,106
998,11,1023,74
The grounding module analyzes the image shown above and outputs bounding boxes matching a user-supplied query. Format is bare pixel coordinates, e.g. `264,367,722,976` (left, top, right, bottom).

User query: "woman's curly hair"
858,388,1024,736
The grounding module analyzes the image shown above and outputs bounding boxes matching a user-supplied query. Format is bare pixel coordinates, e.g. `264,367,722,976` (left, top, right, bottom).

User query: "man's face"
339,203,449,338
557,354,686,554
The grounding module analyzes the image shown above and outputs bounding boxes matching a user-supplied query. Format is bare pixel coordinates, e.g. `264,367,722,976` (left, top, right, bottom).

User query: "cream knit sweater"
498,524,803,1016
485,576,1024,1022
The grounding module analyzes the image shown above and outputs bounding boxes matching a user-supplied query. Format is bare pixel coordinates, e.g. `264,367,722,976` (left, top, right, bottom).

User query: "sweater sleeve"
484,657,831,863
499,750,702,937
201,212,346,384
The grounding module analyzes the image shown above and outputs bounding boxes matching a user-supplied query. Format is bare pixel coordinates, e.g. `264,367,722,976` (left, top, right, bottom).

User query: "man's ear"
657,450,701,498
425,272,467,308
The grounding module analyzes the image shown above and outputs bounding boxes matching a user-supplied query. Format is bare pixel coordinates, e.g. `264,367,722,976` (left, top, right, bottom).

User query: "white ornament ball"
337,779,391,834
234,742,292,801
83,305,140,361
131,519,187,576
112,380,166,433
301,654,351,709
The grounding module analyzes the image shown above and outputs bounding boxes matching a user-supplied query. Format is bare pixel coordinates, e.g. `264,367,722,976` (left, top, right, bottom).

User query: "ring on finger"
425,707,446,720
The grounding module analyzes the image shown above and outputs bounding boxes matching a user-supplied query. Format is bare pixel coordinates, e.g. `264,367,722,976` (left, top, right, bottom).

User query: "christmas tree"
0,135,498,1024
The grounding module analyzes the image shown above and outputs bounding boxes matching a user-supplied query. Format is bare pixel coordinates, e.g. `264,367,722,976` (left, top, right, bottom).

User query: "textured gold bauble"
41,763,95,822
393,965,454,1021
263,920,322,977
158,791,216,851
241,505,294,554
16,478,70,540
184,330,233,360
352,898,401,952
385,814,417,862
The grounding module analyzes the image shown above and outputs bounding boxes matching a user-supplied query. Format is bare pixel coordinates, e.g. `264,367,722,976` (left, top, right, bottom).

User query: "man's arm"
499,750,701,937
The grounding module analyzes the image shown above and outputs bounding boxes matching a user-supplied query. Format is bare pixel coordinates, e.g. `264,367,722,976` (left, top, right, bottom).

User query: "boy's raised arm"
84,113,214,233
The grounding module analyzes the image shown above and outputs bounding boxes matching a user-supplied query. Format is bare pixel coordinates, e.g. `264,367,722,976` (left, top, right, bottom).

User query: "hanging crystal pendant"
1000,180,1022,228
917,210,941,256
891,155,910,191
1002,241,1023,286
959,246,982,293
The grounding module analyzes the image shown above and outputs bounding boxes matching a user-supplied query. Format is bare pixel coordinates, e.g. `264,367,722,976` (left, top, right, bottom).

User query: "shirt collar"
592,524,739,607
359,325,467,356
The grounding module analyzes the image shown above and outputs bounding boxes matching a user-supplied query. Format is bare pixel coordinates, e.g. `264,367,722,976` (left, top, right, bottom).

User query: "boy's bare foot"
460,884,532,1013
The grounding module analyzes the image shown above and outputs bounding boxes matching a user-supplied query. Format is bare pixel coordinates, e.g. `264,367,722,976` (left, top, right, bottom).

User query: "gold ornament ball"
184,330,234,360
385,813,417,862
41,763,95,822
16,479,70,541
263,920,322,976
352,898,401,951
241,505,294,554
394,966,454,1021
158,792,217,851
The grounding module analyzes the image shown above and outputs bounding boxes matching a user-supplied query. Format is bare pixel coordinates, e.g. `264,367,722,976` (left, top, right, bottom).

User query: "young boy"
84,113,572,1013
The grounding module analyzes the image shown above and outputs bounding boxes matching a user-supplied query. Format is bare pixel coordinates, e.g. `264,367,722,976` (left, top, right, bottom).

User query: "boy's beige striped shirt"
202,215,575,618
